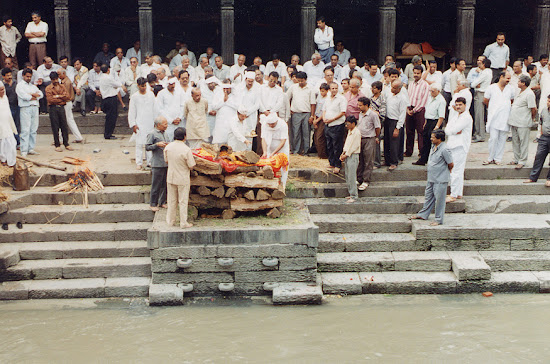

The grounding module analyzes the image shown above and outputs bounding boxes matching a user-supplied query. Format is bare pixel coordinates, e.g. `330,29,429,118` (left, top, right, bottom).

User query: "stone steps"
320,271,548,295
0,257,151,281
288,179,550,198
0,277,151,300
0,222,150,243
318,233,418,252
480,251,550,271
23,171,151,189
0,203,155,224
38,112,132,135
2,241,149,260
311,214,411,234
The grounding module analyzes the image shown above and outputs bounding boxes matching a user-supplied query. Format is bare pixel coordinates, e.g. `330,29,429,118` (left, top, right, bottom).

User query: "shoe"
81,110,86,117
16,222,23,229
40,112,47,115
105,136,118,140
1,223,7,230
446,196,457,203
358,182,369,191
97,110,104,114
506,136,512,142
373,166,379,169
412,160,426,166
55,147,62,152
28,150,39,155
65,146,74,151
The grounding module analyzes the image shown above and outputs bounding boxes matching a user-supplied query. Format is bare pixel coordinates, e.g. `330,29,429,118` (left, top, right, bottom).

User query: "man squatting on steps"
411,129,454,225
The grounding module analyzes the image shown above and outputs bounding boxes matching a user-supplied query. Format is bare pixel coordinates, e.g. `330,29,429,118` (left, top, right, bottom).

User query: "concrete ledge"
533,272,550,293
359,271,458,294
480,251,550,271
0,248,20,270
105,277,151,297
317,252,394,272
0,281,29,300
28,278,105,299
150,244,316,260
392,251,451,271
448,251,491,280
318,233,420,253
149,284,183,306
321,272,362,295
312,214,411,234
456,272,540,293
272,282,323,305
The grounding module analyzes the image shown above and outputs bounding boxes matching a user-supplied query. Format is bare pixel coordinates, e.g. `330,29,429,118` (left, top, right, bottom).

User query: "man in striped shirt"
405,65,429,157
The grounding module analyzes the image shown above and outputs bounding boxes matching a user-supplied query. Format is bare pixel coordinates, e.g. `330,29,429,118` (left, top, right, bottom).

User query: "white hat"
221,83,232,89
167,78,177,85
262,112,279,124
206,76,219,84
245,71,255,80
237,106,248,115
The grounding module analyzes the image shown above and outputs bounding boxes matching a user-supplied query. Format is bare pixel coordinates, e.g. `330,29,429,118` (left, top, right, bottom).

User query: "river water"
1,294,548,363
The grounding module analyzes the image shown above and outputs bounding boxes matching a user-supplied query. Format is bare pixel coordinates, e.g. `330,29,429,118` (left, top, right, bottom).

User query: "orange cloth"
192,149,289,173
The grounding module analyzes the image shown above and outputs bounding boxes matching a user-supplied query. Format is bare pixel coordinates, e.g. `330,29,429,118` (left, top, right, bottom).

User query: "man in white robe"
445,97,473,202
483,72,514,165
227,106,252,152
260,112,290,187
128,77,156,169
200,76,222,140
230,54,247,85
155,78,183,140
0,81,17,166
235,71,260,150
211,83,238,144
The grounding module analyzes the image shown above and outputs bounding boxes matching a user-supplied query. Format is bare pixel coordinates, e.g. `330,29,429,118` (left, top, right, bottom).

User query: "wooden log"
16,155,67,171
233,166,260,174
211,186,225,199
191,175,223,188
224,174,279,189
262,165,274,179
244,190,255,201
190,170,199,177
267,207,281,219
193,156,222,175
197,185,211,196
271,185,286,200
221,209,237,220
230,198,283,212
224,187,237,199
188,206,199,221
246,172,257,178
189,194,230,209
256,189,270,201
234,150,260,164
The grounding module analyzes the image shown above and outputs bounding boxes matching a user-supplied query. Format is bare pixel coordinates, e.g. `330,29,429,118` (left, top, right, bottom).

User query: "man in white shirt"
86,62,102,114
213,56,230,81
534,54,549,75
483,71,514,165
0,16,22,68
364,62,383,87
253,57,266,73
195,56,209,81
99,64,122,140
110,48,130,71
140,52,161,78
16,68,43,156
385,79,409,170
341,57,359,81
156,77,183,140
449,80,473,121
404,56,426,85
260,71,284,117
129,77,155,169
508,75,537,169
58,56,76,83
450,58,466,94
169,44,198,70
323,82,347,173
199,47,218,67
316,66,342,95
24,12,48,69
483,32,510,83
235,71,260,149
126,40,141,65
303,52,325,87
201,76,222,140
334,41,350,66
36,56,61,114
314,16,335,63
230,54,247,84
509,60,528,97
441,57,457,107
175,55,198,86
72,58,88,116
329,54,343,82
290,55,304,72
471,57,492,142
522,55,534,74
264,54,287,84
422,60,443,86
124,57,141,98
287,71,316,155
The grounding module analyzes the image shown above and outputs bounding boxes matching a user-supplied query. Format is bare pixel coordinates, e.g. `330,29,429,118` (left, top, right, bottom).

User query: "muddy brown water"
1,294,548,363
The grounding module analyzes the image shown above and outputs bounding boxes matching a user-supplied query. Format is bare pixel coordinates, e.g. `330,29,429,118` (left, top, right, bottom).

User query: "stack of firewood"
191,149,285,219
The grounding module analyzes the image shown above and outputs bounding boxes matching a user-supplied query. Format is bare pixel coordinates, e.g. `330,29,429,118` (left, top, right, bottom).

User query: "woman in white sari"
0,81,18,166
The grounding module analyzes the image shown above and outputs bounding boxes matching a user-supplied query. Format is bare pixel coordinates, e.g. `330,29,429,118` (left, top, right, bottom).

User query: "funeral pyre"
190,144,288,219
52,165,104,207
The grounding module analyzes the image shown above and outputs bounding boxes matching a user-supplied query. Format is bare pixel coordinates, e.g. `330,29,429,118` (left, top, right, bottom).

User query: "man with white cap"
261,112,290,186
0,80,18,166
201,75,222,140
155,77,183,140
235,70,260,150
212,81,239,144
128,77,155,170
183,87,210,149
230,54,247,84
228,106,252,152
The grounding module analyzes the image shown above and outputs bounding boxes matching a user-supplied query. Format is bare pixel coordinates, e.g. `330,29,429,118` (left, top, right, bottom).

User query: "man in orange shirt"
45,71,73,152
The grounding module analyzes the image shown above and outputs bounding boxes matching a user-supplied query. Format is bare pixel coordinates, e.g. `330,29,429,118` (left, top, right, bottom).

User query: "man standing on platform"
2,68,19,144
483,32,510,83
182,88,210,149
24,12,48,69
323,82,347,174
450,58,466,95
414,83,446,166
334,41,350,67
156,77,183,140
0,16,21,69
57,68,83,143
99,64,122,140
146,116,169,211
287,71,316,155
405,65,430,158
471,58,492,142
422,60,442,86
45,72,73,152
525,95,550,186
164,127,196,229
508,75,537,169
385,79,408,170
314,16,334,64
356,97,381,190
36,56,60,114
129,77,156,170
16,68,42,156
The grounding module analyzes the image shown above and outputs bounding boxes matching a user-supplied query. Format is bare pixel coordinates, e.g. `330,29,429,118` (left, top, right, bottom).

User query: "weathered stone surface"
0,249,20,270
62,257,151,278
0,281,29,300
28,278,105,299
456,272,540,293
321,272,362,295
279,257,317,271
317,252,394,272
511,239,550,251
149,284,183,305
105,277,150,297
448,251,491,281
184,283,266,296
150,244,316,260
234,270,316,283
392,251,451,271
532,271,550,293
152,272,234,284
359,271,457,294
425,239,511,251
312,214,411,234
16,241,150,260
318,233,419,253
480,251,550,271
272,282,322,305
464,195,550,214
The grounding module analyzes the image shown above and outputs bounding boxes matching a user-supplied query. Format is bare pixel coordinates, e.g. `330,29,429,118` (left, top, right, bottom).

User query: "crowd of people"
2,13,550,224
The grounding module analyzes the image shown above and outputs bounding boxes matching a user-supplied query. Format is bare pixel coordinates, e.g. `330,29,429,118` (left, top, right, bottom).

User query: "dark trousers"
313,120,328,159
150,167,168,207
85,88,98,112
49,105,70,147
38,82,51,113
491,68,504,83
358,137,376,183
384,118,403,166
529,134,550,182
325,123,345,168
102,96,118,139
405,109,425,156
418,119,438,164
10,104,20,145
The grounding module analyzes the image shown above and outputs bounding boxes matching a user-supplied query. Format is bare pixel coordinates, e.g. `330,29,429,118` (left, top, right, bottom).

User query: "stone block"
425,239,511,251
150,244,316,260
272,282,323,305
456,272,540,293
532,272,550,293
359,272,387,294
0,265,32,281
279,257,317,271
312,214,411,234
359,271,457,294
0,281,29,300
480,251,550,271
321,273,362,295
392,251,451,271
62,257,151,279
105,277,151,297
511,239,550,251
28,278,105,299
448,252,491,281
0,249,20,270
234,270,316,283
317,252,394,272
149,284,183,306
152,272,234,284
318,233,419,253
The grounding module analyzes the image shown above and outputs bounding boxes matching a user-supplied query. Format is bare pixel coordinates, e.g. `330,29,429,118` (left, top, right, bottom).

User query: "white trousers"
19,106,39,154
0,135,17,166
135,144,152,166
64,101,83,141
450,147,467,198
488,127,507,163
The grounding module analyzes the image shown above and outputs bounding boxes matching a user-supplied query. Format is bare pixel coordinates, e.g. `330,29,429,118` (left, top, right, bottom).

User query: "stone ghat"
147,208,322,305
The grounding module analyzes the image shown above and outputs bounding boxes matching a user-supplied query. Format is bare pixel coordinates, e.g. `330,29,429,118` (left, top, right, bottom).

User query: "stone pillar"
534,0,550,58
220,0,235,66
54,0,71,60
301,0,317,63
378,0,396,65
138,0,153,64
456,0,476,65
